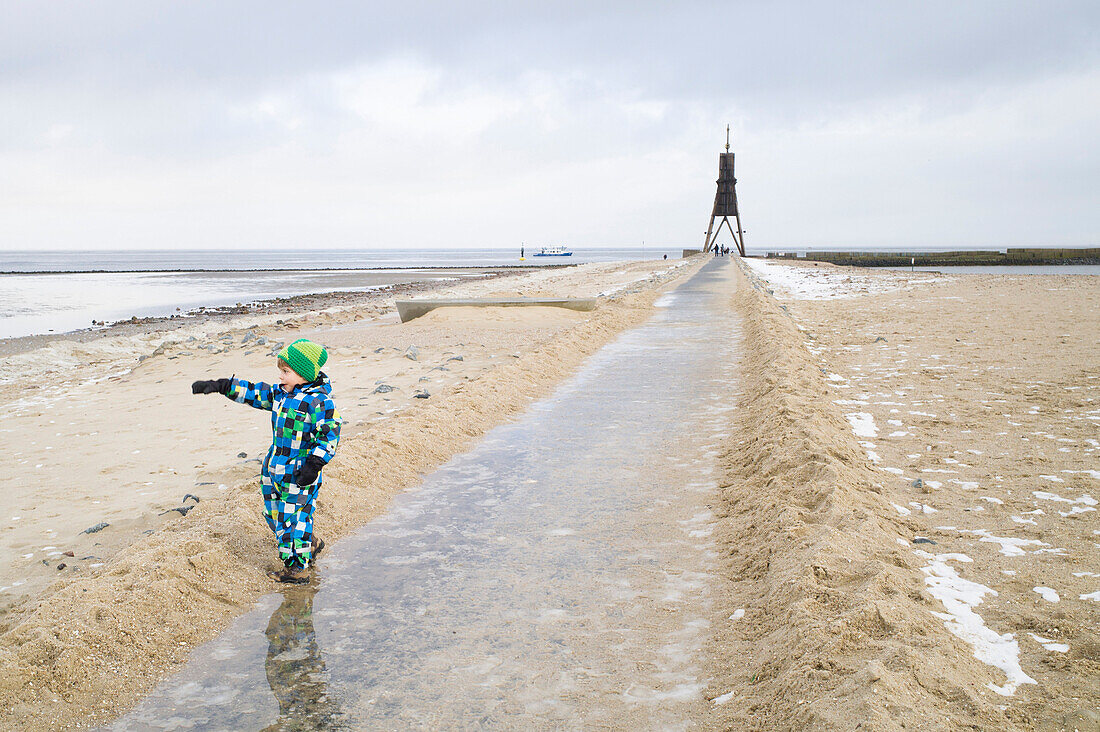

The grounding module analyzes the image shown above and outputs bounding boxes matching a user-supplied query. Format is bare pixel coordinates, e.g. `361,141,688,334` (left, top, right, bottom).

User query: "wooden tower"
703,125,745,256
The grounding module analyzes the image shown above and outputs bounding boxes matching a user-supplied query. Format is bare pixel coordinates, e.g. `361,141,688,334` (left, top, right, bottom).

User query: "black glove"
191,378,232,395
295,456,325,486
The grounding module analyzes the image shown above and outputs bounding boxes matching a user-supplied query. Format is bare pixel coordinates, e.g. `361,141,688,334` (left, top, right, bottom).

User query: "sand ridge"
0,256,703,730
707,259,1099,730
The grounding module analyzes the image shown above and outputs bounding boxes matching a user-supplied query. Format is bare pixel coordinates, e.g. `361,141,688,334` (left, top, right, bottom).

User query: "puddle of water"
112,259,742,730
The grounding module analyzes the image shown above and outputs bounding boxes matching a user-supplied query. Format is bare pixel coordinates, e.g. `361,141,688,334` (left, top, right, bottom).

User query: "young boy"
192,338,341,584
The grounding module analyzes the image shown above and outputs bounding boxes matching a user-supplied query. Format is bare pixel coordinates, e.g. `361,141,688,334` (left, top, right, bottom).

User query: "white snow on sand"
846,412,878,438
957,529,1048,556
1028,633,1069,653
917,551,1036,696
1032,587,1060,603
1032,491,1097,516
741,258,927,300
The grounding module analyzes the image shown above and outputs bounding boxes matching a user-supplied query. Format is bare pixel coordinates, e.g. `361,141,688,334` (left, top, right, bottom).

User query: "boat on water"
532,246,572,257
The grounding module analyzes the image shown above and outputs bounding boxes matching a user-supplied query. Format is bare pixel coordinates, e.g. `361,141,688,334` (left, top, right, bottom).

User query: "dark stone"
447,355,464,362
82,522,109,534
405,346,419,361
182,493,201,504
372,384,396,394
911,479,924,490
62,550,75,557
57,563,67,570
874,336,887,343
237,451,248,458
913,537,937,545
413,390,430,399
160,506,193,516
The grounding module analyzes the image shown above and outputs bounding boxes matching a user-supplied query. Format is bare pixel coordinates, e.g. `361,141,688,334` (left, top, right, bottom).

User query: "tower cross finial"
725,124,730,152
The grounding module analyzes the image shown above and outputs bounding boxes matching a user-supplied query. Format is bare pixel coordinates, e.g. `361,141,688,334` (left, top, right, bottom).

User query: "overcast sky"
2,1,1097,251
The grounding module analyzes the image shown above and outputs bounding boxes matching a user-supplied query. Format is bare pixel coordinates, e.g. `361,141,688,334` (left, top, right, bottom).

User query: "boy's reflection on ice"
262,587,343,731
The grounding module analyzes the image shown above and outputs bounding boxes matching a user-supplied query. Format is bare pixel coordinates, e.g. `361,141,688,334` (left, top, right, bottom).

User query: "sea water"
0,248,671,340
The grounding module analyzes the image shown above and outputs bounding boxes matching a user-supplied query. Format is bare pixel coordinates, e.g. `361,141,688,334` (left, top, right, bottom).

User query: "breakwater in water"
765,247,1100,267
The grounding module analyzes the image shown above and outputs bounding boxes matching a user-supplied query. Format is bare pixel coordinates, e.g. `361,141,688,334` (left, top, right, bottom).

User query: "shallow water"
0,268,491,340
112,258,741,730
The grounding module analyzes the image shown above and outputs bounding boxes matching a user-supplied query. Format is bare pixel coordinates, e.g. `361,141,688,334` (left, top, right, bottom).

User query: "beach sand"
0,256,703,729
4,254,1097,729
704,259,1098,730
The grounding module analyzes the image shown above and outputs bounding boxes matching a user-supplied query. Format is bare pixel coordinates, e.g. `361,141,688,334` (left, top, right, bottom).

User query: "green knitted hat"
278,339,328,381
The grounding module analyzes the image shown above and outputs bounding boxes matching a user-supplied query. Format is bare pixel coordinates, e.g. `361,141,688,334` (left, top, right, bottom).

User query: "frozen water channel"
113,258,742,730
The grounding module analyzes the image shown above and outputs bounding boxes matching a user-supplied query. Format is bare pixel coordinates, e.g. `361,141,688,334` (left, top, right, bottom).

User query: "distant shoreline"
0,264,568,275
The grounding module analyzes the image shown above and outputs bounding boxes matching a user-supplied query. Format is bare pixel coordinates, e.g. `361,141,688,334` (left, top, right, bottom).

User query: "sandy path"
707,258,1098,730
0,256,703,730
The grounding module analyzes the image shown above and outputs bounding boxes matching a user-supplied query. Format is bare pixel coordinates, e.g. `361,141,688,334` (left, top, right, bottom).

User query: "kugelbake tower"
703,125,746,256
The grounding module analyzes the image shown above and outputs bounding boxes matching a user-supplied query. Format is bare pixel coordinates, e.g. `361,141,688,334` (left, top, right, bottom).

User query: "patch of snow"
919,552,1035,696
1033,491,1096,507
957,529,1048,556
1028,634,1069,653
729,609,745,621
846,412,878,438
1032,587,1060,603
891,503,912,516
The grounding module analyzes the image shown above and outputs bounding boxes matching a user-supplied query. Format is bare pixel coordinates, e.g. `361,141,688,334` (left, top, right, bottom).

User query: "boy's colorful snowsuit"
227,374,341,569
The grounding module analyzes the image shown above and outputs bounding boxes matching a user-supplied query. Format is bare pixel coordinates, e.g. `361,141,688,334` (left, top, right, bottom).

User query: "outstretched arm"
227,377,275,411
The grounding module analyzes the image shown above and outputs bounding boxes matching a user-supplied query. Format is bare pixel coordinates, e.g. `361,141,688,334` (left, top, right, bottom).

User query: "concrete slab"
395,298,598,323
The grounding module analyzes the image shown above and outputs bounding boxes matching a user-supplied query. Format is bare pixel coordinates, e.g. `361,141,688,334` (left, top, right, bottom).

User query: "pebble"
237,451,248,458
413,390,430,399
372,384,396,394
405,346,420,361
82,522,109,534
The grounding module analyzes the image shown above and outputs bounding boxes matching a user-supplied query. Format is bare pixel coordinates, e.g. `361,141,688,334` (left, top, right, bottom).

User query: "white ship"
532,246,572,257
